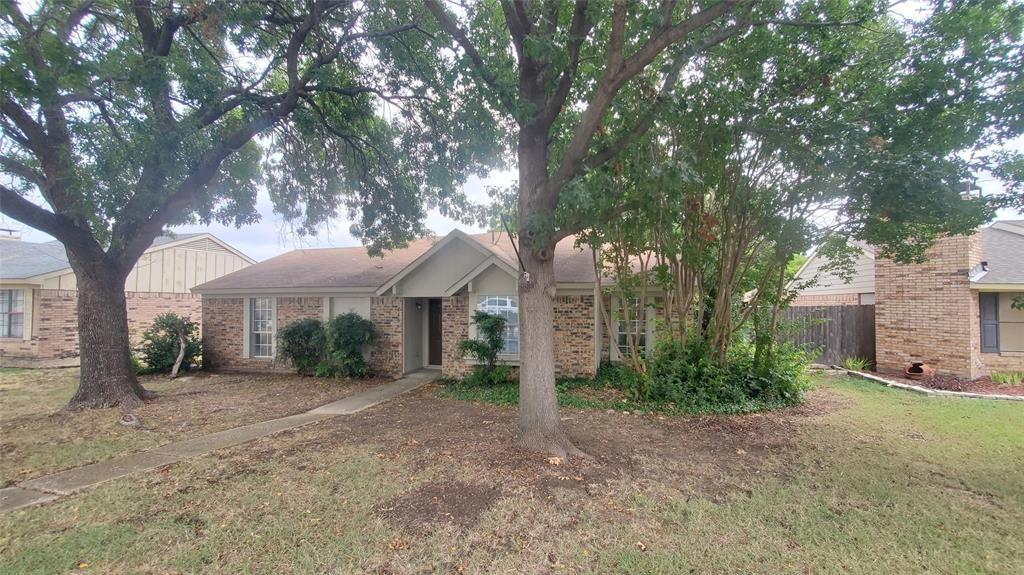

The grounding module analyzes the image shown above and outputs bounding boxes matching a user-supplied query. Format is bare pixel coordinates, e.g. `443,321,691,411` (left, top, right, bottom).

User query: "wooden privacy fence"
780,305,875,366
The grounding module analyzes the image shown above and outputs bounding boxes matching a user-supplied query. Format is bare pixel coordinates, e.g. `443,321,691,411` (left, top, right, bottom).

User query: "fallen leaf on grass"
388,538,410,551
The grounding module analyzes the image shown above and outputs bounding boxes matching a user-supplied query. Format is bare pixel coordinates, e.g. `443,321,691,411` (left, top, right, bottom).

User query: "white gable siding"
468,264,516,294
39,236,251,294
795,250,875,296
391,239,487,297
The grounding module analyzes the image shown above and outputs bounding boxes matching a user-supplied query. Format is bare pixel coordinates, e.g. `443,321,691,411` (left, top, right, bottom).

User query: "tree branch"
580,16,750,177
0,184,65,239
0,155,47,188
539,1,592,127
550,1,749,196
424,0,516,113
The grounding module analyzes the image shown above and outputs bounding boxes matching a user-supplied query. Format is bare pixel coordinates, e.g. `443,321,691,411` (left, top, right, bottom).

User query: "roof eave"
970,281,1024,291
192,285,377,296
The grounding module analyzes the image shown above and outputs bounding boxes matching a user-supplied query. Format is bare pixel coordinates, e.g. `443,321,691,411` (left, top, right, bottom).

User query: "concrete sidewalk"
0,370,436,513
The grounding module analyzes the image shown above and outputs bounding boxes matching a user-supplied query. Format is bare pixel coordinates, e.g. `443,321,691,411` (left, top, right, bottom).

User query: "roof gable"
0,232,245,282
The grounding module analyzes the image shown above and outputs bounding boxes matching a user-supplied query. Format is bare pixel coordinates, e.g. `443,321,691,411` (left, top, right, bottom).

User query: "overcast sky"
1,0,1021,261
2,164,1021,262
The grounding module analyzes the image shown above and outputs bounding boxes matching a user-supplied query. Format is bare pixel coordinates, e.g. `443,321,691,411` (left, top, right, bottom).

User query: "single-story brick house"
0,232,254,367
192,230,635,379
791,220,1024,378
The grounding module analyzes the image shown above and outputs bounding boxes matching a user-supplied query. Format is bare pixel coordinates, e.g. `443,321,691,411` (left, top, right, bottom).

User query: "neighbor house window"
0,289,24,338
476,296,519,354
615,297,648,358
981,292,1024,353
250,297,274,358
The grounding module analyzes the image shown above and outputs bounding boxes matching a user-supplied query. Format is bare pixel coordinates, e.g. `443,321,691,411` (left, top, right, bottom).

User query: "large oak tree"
422,0,878,457
0,0,494,408
423,0,1022,457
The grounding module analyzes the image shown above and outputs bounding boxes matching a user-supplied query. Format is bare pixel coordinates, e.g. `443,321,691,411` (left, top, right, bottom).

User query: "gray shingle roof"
0,233,204,280
193,231,597,292
976,222,1024,285
0,240,71,280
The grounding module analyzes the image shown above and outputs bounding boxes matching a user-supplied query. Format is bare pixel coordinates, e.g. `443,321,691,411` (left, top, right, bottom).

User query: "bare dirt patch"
375,480,500,532
288,385,847,504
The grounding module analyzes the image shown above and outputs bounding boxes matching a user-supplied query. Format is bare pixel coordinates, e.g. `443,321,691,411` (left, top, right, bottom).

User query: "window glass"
0,289,24,338
250,297,274,357
476,296,519,354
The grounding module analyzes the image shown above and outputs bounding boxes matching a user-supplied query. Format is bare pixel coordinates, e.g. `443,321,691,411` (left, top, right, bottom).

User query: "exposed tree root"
520,429,592,464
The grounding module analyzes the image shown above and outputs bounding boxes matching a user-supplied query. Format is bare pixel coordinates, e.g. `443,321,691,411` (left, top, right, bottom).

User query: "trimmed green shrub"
458,311,511,386
277,318,327,375
319,312,376,377
137,313,201,374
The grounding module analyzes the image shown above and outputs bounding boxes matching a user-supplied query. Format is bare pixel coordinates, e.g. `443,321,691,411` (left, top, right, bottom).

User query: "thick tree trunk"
66,260,152,410
517,249,577,457
515,126,580,459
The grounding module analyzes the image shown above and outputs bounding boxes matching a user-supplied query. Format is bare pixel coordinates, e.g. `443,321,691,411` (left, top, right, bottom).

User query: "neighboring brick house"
0,233,255,367
193,230,611,379
792,220,1024,378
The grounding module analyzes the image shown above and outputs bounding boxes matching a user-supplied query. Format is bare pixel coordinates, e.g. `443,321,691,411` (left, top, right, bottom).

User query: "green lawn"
1,375,1021,574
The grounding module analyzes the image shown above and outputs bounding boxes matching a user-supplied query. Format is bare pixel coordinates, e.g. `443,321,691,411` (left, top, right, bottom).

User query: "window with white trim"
615,297,648,358
0,289,25,338
250,297,274,358
476,295,519,354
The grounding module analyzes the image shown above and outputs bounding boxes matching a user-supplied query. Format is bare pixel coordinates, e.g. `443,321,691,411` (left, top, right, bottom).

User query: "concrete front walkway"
0,370,436,513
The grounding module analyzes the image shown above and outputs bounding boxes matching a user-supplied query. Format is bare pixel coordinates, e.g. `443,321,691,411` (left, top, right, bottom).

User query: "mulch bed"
878,371,1024,397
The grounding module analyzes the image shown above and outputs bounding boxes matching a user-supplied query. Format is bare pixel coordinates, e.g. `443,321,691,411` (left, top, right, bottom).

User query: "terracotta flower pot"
904,362,935,380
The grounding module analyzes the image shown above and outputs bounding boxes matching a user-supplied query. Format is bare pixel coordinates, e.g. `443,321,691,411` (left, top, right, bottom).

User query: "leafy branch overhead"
0,0,500,264
0,0,505,409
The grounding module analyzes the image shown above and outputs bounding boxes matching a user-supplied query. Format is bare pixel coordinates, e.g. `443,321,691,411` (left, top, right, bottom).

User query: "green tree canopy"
0,0,501,408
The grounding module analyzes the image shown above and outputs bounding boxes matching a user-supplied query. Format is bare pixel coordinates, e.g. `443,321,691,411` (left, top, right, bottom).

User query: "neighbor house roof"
974,221,1024,286
193,230,597,293
0,233,231,281
0,240,72,280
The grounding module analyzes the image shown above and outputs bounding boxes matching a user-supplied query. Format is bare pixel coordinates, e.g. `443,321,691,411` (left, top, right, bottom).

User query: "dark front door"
428,298,443,366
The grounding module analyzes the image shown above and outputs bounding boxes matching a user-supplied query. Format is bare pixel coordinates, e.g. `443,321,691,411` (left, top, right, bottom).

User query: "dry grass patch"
0,367,382,485
1,376,1022,574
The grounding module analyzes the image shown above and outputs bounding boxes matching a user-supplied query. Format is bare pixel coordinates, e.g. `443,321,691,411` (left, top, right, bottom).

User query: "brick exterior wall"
0,289,201,368
199,292,602,380
369,296,403,377
126,292,203,341
201,297,247,371
201,294,406,376
201,296,325,373
442,293,596,379
791,293,862,307
276,297,323,331
875,234,981,377
441,295,471,379
554,295,597,377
